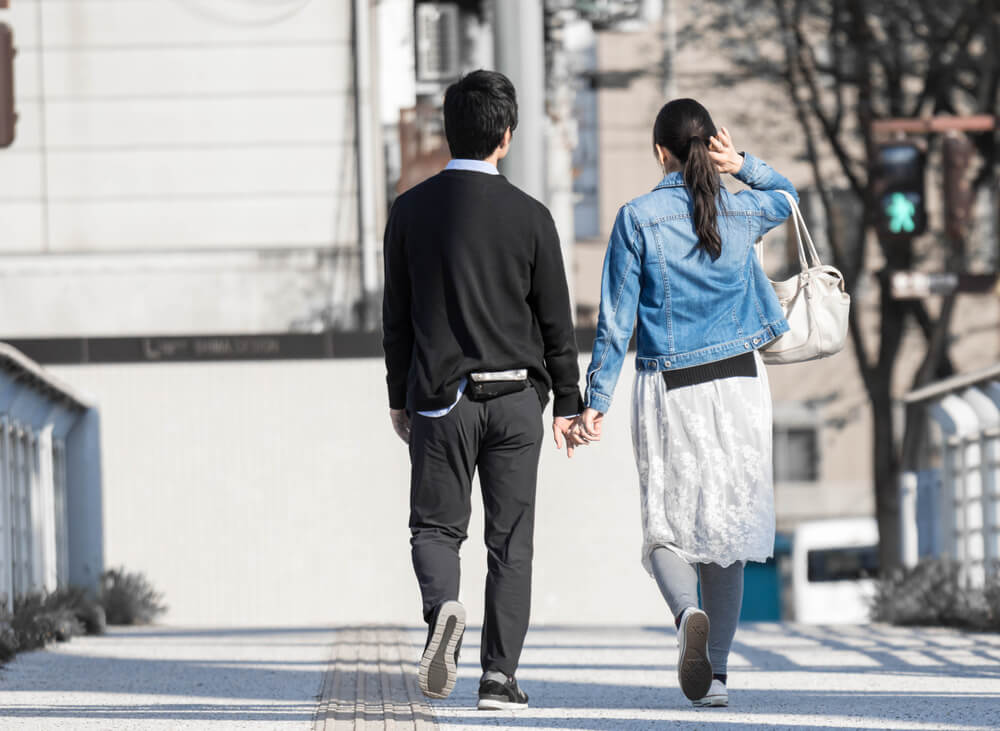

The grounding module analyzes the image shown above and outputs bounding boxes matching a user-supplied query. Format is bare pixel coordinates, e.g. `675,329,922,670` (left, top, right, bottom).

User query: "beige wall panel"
0,253,343,336
0,203,44,252
45,147,351,197
43,96,353,148
40,0,349,46
0,149,43,199
41,46,351,98
4,102,43,149
46,196,357,251
11,48,41,98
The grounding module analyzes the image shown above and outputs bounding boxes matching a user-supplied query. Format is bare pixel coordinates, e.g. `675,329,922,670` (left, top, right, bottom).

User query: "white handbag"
755,190,851,365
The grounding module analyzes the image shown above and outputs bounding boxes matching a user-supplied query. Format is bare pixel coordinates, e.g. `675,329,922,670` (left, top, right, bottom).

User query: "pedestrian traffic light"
0,23,15,148
874,143,926,239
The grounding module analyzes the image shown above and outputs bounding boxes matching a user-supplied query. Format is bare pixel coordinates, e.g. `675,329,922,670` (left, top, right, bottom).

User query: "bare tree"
689,0,999,570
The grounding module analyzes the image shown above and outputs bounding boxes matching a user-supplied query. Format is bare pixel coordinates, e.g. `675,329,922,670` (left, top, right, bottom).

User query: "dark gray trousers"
408,386,543,676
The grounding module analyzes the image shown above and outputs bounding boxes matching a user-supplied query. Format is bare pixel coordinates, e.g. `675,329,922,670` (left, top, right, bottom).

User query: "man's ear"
495,127,513,161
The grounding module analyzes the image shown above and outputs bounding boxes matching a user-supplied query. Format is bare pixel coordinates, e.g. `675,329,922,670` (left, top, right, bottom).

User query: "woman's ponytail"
683,136,722,259
652,99,723,260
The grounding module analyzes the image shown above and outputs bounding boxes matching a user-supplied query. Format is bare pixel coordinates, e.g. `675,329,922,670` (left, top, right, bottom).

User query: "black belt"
661,352,757,389
467,370,530,402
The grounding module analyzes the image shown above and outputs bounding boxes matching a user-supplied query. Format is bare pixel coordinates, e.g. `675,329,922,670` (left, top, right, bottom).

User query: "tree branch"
790,21,865,195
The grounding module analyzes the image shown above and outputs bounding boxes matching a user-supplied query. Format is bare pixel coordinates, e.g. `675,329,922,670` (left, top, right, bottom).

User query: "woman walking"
570,99,796,707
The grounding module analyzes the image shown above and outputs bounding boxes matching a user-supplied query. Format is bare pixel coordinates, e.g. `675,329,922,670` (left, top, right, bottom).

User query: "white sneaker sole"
677,608,712,701
418,600,466,699
693,694,728,707
477,698,529,711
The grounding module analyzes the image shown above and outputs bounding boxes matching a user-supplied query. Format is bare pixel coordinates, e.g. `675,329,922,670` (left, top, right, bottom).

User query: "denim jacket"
584,153,797,413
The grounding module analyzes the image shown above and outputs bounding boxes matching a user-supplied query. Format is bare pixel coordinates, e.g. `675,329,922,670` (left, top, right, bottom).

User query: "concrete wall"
51,356,676,627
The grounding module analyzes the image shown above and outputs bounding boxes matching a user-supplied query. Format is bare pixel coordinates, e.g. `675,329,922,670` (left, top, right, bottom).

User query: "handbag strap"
775,189,824,271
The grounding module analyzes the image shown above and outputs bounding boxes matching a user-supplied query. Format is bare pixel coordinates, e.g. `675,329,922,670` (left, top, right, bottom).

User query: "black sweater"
382,169,583,417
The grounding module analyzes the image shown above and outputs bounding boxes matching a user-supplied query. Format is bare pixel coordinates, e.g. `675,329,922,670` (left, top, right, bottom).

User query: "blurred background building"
0,0,996,624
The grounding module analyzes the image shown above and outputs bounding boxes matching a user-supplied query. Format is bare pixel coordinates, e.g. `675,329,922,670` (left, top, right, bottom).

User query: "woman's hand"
566,408,604,457
708,126,743,175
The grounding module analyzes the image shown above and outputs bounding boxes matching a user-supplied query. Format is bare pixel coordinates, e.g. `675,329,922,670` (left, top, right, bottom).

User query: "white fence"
0,343,103,611
901,364,1000,586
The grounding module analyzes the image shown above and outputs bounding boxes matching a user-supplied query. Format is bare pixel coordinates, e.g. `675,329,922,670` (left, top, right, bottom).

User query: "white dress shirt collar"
445,159,500,175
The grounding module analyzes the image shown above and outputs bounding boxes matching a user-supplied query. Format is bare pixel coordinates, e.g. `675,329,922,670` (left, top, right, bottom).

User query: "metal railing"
901,364,1000,586
0,343,103,611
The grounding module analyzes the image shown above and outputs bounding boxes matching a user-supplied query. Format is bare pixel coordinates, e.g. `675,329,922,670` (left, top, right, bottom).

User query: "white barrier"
0,344,103,610
902,364,1000,586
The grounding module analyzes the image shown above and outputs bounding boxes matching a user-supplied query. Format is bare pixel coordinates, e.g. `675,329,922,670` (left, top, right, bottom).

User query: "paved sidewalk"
0,626,338,729
1,623,999,730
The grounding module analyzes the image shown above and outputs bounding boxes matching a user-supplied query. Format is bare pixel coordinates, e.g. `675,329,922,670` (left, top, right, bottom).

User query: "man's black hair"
443,70,518,160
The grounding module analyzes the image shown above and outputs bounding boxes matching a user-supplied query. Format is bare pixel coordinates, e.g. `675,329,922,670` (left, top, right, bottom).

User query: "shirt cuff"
552,390,584,419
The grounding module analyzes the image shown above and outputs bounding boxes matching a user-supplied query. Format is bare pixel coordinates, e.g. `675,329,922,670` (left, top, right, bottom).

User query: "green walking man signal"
875,143,926,239
885,192,917,234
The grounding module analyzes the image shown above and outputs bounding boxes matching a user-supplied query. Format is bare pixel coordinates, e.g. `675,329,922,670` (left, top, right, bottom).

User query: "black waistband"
661,352,757,390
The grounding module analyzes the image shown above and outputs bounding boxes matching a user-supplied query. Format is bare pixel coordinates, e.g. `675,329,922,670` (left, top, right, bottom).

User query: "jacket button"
664,360,671,368
744,342,750,349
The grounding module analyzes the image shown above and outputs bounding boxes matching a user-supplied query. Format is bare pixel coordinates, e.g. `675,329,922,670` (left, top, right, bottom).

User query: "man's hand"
390,408,411,444
552,416,578,458
708,126,743,175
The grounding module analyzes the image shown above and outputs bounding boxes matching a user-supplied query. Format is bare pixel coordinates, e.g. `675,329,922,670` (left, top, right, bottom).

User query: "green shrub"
0,568,161,666
10,593,85,652
872,558,1000,631
45,586,106,636
0,607,17,663
99,568,166,625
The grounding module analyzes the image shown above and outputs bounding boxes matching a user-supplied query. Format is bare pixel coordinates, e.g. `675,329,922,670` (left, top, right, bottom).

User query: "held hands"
708,126,743,175
553,407,605,459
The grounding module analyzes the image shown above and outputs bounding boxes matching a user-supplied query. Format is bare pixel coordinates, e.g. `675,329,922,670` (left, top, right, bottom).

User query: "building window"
773,405,821,483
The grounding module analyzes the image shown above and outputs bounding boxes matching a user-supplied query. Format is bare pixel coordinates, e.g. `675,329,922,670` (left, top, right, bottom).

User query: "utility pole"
494,1,575,314
544,8,578,315
492,0,547,204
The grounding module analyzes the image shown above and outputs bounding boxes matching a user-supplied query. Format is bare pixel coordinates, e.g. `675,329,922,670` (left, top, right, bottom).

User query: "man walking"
382,70,582,710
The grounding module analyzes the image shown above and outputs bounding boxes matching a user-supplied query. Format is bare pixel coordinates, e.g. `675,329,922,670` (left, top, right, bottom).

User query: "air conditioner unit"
415,3,461,83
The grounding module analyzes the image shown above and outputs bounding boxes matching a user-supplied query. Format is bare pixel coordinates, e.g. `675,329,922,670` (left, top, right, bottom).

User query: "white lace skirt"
631,351,775,572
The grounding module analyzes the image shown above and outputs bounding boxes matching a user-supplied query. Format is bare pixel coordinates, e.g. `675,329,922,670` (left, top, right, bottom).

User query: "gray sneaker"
418,600,466,699
677,608,712,701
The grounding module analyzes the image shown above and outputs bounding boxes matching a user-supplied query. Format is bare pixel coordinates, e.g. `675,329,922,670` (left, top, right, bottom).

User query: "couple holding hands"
382,70,797,710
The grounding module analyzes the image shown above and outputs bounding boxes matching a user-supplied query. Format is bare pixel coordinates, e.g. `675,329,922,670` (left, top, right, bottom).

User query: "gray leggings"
650,546,744,675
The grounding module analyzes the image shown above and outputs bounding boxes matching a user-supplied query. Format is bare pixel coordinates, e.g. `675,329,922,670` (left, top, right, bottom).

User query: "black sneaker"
477,673,529,710
418,600,466,699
